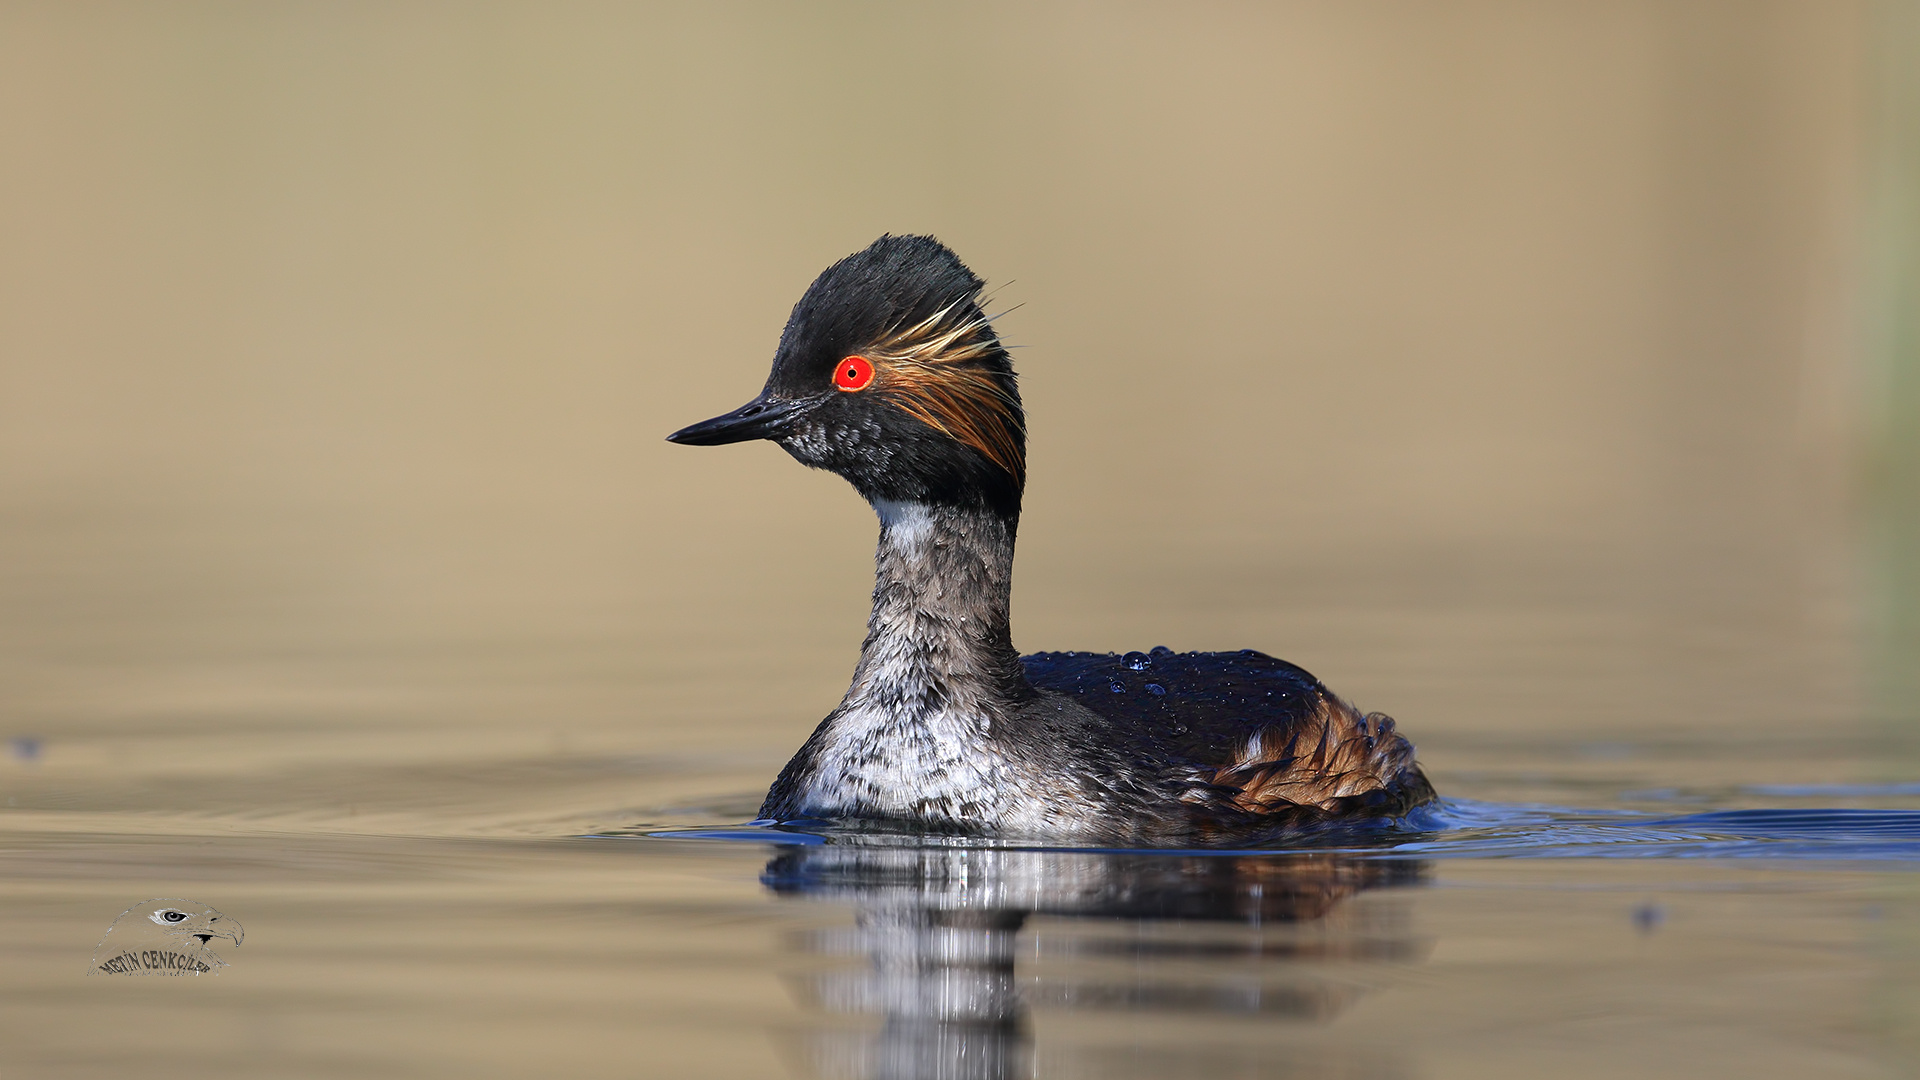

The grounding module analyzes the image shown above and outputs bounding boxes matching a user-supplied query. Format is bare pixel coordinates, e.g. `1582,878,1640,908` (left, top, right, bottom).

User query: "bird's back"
1018,648,1434,832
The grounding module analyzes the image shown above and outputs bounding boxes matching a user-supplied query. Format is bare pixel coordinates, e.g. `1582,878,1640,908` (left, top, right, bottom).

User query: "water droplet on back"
1123,651,1150,671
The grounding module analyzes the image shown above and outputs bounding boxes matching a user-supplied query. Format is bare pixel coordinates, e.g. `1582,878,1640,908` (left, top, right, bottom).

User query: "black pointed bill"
665,393,811,446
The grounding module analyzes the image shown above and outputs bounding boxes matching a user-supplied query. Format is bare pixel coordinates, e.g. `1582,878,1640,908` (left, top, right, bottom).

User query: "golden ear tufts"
866,302,1025,486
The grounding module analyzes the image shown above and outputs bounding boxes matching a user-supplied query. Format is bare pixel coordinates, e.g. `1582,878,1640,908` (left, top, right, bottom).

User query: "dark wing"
1020,649,1433,822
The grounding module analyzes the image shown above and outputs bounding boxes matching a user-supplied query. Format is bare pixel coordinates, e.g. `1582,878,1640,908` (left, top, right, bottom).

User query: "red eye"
833,355,874,391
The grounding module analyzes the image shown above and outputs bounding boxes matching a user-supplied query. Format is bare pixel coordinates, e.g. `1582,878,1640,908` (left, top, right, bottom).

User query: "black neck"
843,501,1029,711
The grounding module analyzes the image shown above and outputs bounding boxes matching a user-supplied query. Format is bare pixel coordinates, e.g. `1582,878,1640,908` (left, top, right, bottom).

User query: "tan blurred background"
6,6,1920,1079
0,0,1910,780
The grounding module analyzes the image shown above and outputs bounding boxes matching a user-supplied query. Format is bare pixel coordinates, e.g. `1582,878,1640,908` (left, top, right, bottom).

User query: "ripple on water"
628,795,1920,864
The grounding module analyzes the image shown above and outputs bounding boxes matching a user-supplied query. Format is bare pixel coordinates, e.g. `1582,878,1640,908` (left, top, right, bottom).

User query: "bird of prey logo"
89,899,244,976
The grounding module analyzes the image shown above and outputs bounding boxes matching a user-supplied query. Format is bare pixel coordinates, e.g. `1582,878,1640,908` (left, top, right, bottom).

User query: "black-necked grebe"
667,235,1434,842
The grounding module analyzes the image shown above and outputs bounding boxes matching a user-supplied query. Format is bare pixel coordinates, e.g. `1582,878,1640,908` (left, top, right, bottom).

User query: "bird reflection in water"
762,841,1430,1080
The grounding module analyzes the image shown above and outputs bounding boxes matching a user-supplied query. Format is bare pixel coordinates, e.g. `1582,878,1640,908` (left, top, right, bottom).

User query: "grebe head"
666,235,1026,517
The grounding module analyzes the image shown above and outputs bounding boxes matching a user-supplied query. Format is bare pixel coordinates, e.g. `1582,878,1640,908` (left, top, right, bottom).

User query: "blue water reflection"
642,795,1920,863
